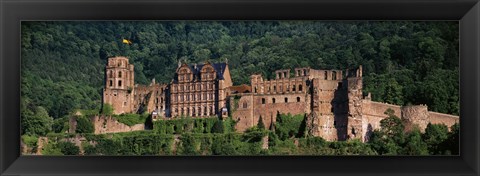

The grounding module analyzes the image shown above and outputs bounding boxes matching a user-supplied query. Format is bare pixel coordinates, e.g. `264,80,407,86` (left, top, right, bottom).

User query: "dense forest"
20,21,459,155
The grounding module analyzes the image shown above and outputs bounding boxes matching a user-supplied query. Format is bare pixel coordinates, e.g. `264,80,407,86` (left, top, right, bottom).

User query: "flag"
122,39,132,45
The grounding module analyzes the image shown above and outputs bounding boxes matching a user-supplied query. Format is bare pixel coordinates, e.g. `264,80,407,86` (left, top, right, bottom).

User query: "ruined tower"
103,56,135,114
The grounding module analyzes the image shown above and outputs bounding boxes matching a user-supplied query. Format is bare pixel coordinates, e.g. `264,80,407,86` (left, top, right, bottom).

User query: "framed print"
1,0,479,175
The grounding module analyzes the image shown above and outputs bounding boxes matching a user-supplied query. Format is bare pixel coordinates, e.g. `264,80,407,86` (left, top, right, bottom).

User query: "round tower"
401,105,429,132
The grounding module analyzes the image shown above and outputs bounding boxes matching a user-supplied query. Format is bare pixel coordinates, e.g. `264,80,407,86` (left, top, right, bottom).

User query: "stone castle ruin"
103,56,459,142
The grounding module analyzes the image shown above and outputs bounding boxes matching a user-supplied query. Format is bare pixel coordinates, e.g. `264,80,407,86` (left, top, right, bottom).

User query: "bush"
21,135,38,148
275,113,305,140
101,103,114,115
113,113,149,126
75,116,94,133
52,117,69,133
58,141,80,155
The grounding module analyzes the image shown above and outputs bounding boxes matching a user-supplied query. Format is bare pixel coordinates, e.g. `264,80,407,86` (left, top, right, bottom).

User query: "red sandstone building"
103,56,459,142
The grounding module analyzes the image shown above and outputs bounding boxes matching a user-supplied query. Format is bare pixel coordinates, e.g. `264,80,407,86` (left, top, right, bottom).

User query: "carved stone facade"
103,56,459,142
103,57,232,120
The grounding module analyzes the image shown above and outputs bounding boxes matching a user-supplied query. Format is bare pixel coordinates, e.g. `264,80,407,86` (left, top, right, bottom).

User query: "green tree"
75,117,94,133
212,120,224,133
446,123,459,155
422,123,449,154
58,141,80,155
101,103,114,115
368,108,405,155
257,116,265,129
21,106,54,136
402,128,429,155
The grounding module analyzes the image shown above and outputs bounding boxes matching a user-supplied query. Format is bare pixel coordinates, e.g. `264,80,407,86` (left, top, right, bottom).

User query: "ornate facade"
103,56,232,120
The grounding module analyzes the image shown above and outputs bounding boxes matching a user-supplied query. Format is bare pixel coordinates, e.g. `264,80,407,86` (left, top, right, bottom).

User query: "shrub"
58,141,80,155
75,116,94,133
113,113,149,126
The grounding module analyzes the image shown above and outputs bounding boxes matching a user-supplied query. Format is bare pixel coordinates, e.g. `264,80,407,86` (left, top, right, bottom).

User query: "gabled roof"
173,62,227,83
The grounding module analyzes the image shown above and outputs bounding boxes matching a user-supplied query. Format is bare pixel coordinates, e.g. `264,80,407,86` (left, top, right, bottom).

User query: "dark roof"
173,62,227,83
229,84,251,94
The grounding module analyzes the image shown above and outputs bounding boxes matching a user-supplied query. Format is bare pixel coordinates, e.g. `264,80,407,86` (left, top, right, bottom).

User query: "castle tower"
103,56,135,114
346,65,364,141
250,74,263,94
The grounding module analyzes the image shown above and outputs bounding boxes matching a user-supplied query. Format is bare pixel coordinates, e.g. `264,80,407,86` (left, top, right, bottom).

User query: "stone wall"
232,93,309,132
91,115,145,134
428,111,459,130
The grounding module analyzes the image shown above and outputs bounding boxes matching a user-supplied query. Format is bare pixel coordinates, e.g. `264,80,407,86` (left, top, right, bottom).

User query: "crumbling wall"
91,115,145,134
232,93,309,132
232,94,254,132
347,77,364,140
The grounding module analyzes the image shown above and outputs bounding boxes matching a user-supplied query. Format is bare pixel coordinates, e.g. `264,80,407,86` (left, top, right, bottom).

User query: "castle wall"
232,94,254,132
361,100,401,141
91,116,145,134
232,93,309,132
428,111,459,129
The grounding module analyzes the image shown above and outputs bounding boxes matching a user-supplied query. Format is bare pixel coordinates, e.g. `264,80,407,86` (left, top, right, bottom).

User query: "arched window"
299,85,303,91
204,107,207,116
109,80,113,87
109,71,113,78
255,87,257,93
198,107,202,116
192,108,196,117
297,97,301,102
325,71,328,80
272,98,276,104
118,71,122,78
274,85,276,92
243,102,247,108
293,85,296,91
118,80,122,87
285,97,288,103
332,71,337,80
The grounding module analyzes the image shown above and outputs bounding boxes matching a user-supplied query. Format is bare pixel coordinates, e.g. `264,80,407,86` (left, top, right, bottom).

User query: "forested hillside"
21,21,459,120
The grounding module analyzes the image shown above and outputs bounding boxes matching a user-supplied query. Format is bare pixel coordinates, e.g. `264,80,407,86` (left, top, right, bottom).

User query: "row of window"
241,97,302,108
109,80,122,87
172,83,215,92
178,73,215,82
173,106,215,116
108,70,129,79
172,93,215,102
254,84,303,93
261,97,301,104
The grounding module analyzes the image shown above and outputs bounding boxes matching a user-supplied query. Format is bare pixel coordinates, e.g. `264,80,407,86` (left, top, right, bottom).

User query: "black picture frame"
1,0,479,175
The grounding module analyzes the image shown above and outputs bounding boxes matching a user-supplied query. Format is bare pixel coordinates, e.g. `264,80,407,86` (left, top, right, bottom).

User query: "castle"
103,56,459,142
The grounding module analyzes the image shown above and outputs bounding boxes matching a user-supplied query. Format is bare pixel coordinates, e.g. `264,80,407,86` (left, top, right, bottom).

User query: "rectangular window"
262,98,265,104
118,80,122,87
